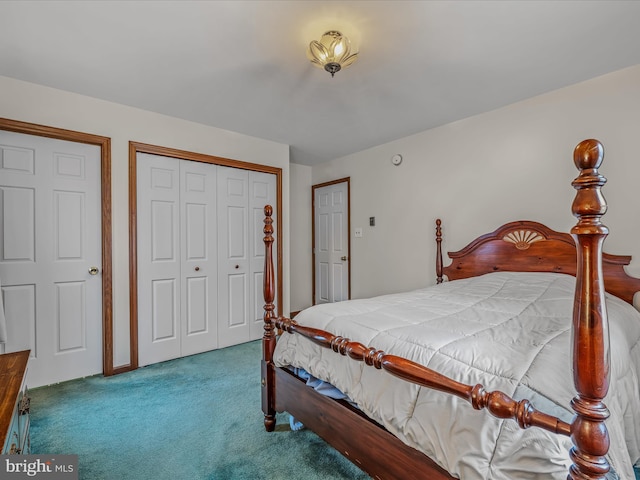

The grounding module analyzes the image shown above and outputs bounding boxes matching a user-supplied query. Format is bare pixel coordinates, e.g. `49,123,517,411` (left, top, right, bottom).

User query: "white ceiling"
1,1,640,166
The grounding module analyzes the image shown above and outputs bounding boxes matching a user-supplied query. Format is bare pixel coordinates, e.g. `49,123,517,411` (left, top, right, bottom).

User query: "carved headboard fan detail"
503,230,545,250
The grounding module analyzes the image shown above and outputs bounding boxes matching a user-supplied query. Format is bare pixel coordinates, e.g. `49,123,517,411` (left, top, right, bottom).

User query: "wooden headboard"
436,219,640,304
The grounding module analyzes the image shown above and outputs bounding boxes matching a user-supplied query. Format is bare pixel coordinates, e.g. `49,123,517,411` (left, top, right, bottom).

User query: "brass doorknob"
89,266,100,275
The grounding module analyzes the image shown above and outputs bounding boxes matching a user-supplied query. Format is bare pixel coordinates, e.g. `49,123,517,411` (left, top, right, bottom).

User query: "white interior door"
138,156,275,361
180,160,218,356
137,153,219,366
0,130,102,387
217,166,250,348
218,168,276,347
249,171,277,340
314,181,349,304
137,153,182,366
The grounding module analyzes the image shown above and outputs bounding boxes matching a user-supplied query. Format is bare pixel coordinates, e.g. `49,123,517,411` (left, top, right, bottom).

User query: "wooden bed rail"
273,315,571,437
262,139,612,479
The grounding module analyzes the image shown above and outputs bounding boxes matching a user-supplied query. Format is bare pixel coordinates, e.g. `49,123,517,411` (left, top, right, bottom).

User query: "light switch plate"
355,228,363,238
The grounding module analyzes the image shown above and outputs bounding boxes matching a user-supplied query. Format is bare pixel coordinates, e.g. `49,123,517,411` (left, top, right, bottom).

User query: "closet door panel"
151,278,177,341
227,274,247,326
249,171,277,340
137,153,181,366
217,166,250,348
180,160,218,356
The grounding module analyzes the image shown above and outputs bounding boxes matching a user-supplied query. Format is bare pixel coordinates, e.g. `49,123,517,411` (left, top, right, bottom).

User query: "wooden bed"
261,139,640,479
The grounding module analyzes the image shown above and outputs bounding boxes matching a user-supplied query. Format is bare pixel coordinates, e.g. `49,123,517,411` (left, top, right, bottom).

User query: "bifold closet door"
137,153,218,366
138,154,276,365
217,167,276,348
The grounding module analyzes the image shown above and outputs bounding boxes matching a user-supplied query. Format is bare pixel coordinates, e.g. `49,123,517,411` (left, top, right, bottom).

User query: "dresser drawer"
0,351,30,455
3,405,20,454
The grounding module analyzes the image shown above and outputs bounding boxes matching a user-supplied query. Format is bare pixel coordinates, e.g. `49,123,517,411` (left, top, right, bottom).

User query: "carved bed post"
262,205,276,431
436,219,443,284
569,139,610,479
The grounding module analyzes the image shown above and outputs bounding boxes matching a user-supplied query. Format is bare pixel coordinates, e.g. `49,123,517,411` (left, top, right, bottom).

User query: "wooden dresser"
0,350,30,455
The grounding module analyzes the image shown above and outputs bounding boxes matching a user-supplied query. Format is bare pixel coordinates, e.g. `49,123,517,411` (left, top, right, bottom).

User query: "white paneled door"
217,166,277,348
0,131,102,387
314,181,349,304
248,170,277,341
137,153,218,366
217,166,249,348
180,160,219,357
137,154,276,366
137,153,181,365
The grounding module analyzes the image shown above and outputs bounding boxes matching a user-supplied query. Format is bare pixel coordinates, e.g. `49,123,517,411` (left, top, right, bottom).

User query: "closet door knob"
194,266,200,272
235,265,239,269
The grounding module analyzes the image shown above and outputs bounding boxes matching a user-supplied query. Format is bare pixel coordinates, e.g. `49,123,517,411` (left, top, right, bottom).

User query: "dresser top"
0,350,29,448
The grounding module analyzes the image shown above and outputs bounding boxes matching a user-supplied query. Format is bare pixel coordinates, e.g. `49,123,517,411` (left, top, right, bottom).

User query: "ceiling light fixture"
307,31,358,77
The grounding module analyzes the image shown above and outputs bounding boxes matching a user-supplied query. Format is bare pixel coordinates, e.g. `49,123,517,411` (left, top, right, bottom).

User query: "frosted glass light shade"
307,31,358,77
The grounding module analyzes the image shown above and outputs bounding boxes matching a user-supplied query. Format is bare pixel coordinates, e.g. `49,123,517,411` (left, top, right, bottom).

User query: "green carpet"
27,340,640,479
29,340,369,480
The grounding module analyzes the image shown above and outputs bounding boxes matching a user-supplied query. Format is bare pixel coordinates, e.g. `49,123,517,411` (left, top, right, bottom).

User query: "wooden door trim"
128,141,283,371
311,177,351,305
0,118,114,376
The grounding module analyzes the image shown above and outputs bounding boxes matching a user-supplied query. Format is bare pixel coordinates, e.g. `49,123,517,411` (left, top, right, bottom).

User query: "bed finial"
572,139,607,223
569,139,611,480
573,138,603,170
436,219,443,284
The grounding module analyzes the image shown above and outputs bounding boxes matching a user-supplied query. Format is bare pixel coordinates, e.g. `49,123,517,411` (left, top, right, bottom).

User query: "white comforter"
274,272,640,479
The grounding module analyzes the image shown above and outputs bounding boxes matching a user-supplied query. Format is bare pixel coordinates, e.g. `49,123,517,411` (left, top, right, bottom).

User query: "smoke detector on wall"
391,154,402,166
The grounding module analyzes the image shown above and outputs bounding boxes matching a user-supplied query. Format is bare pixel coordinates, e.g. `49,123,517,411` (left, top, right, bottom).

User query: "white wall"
289,163,313,311
302,65,640,303
0,75,291,368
